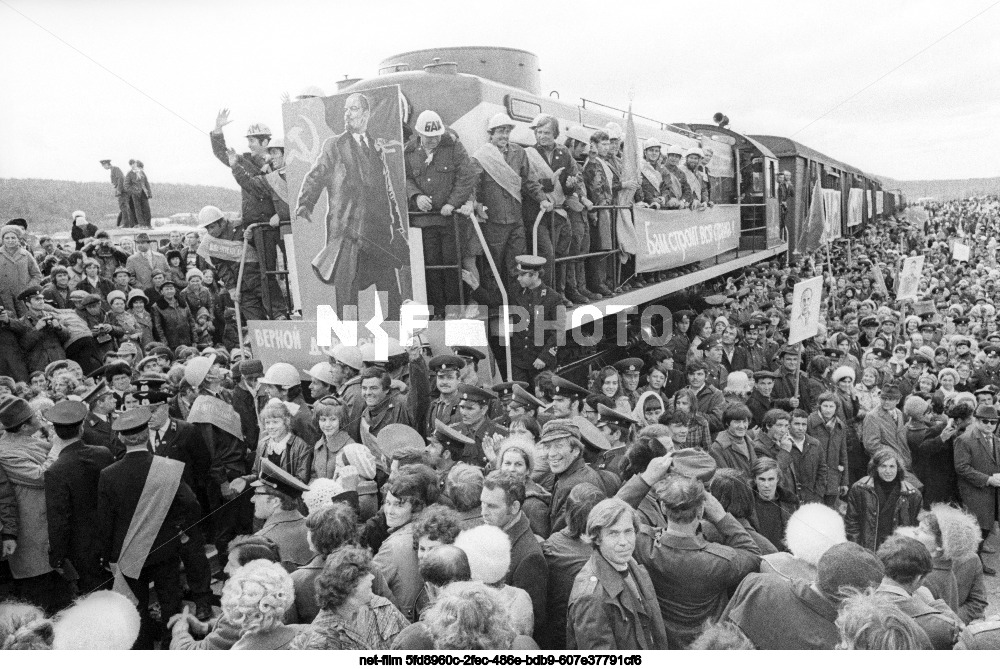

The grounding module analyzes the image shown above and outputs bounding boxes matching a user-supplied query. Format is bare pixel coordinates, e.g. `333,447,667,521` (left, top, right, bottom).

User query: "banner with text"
634,204,740,273
848,188,864,227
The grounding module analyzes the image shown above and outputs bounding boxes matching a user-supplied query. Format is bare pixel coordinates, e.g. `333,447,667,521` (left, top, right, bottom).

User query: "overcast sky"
1,0,997,188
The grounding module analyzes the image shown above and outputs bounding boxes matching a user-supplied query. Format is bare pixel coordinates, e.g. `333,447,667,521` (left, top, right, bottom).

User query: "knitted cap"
817,542,884,601
903,395,929,419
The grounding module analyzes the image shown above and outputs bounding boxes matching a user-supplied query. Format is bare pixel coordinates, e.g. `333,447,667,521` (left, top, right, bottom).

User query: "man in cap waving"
405,109,477,311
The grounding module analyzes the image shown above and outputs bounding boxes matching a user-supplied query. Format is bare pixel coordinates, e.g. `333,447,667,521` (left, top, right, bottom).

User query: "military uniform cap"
457,383,497,404
491,381,528,402
104,360,132,380
452,346,486,362
984,344,1000,356
703,294,727,306
514,255,546,273
822,347,843,358
778,345,800,357
613,357,644,374
80,380,112,404
860,316,879,327
918,322,938,331
584,393,615,411
673,309,695,321
510,384,545,410
433,419,474,447
596,404,638,429
549,375,588,399
753,370,780,380
881,314,898,324
18,286,43,302
251,459,309,500
43,400,88,426
112,406,152,434
132,389,172,406
574,415,612,452
953,337,971,348
699,336,724,352
870,348,892,360
429,355,466,374
376,423,424,459
953,316,971,325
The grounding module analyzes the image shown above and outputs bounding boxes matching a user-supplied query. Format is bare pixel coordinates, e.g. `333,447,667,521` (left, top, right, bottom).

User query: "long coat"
567,552,668,650
151,297,194,349
372,522,422,621
0,431,53,578
43,440,113,585
0,246,42,316
954,426,1000,529
540,529,591,650
504,512,548,637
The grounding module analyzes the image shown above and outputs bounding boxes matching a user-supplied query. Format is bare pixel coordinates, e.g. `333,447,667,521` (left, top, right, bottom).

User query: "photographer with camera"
81,231,128,282
7,287,68,374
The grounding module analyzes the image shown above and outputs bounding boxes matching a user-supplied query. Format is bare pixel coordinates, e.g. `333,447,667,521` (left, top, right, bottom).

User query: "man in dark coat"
773,346,814,414
296,92,408,313
101,159,131,227
82,381,118,456
508,255,563,385
405,112,476,311
96,406,200,649
450,384,507,468
540,417,611,536
954,404,1000,574
481,471,548,638
42,400,114,593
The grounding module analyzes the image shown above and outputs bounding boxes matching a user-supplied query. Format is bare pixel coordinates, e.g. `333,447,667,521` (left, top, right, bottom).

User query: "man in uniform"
97,406,199,649
251,459,313,572
664,310,694,370
492,380,529,423
42,400,114,595
425,419,475,479
509,254,563,385
973,344,1000,389
506,384,547,425
595,404,637,478
405,109,477,312
701,336,729,390
451,384,508,468
426,354,465,435
82,380,118,456
614,357,644,408
100,159,131,227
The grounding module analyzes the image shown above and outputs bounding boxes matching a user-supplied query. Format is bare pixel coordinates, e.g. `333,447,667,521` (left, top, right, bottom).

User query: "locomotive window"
505,95,542,122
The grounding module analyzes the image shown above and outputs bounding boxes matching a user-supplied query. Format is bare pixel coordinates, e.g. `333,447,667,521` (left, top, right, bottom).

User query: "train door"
737,148,768,251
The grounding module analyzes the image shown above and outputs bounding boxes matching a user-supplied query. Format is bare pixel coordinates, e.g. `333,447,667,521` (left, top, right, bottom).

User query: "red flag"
795,166,825,255
616,106,641,255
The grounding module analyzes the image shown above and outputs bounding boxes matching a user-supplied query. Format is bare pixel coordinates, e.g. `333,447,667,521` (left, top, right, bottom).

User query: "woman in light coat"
0,225,41,317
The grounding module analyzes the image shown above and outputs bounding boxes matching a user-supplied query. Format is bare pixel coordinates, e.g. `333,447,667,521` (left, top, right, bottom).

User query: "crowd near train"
6,46,1000,652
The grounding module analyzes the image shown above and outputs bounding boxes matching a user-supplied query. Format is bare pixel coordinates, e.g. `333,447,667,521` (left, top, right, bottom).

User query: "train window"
767,161,776,198
505,95,542,122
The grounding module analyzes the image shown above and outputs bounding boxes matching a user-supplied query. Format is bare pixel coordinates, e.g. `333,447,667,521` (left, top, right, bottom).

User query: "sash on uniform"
474,144,521,203
265,170,289,206
112,456,185,604
682,166,702,200
524,147,568,220
640,162,663,194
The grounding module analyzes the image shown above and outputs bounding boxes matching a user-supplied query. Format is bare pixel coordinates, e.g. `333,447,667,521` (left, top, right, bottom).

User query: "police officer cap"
753,370,780,380
918,322,938,331
80,380,112,405
975,404,1000,421
112,406,152,434
452,346,486,363
42,400,88,427
514,255,546,273
975,385,998,396
491,381,528,401
985,345,1000,356
584,393,615,412
881,314,898,324
613,357,644,374
17,286,42,302
457,383,497,405
906,352,932,366
549,375,589,399
429,355,465,374
953,337,971,348
251,459,310,500
699,336,723,351
953,316,971,325
673,309,695,321
596,404,638,429
575,415,612,452
860,316,879,327
433,419,475,447
132,390,172,406
510,384,546,410
870,348,892,360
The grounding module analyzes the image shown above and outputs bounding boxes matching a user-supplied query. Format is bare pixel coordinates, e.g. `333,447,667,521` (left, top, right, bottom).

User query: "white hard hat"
184,354,216,388
296,85,325,99
331,344,363,371
643,137,661,151
261,362,301,388
487,113,515,132
529,113,555,130
664,145,684,156
197,205,225,228
565,125,593,145
304,362,338,386
72,210,86,222
605,122,623,139
267,137,284,150
246,123,272,137
415,110,445,137
685,147,705,158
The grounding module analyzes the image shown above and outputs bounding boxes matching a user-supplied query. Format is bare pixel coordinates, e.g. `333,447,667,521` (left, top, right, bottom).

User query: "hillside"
877,176,1000,202
0,178,241,235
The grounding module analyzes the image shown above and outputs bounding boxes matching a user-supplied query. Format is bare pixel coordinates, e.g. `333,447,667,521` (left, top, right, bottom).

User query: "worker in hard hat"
562,127,599,302
604,122,625,183
661,145,693,208
636,138,668,210
469,113,550,295
582,129,619,297
404,109,477,313
523,114,585,306
700,148,715,205
682,147,709,209
296,91,408,314
210,109,287,319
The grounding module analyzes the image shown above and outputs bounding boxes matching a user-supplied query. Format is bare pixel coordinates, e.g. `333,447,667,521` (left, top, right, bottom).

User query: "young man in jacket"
808,392,849,508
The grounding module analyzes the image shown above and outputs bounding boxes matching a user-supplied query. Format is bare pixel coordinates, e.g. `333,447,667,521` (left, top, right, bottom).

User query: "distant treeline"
877,176,1000,202
0,178,241,234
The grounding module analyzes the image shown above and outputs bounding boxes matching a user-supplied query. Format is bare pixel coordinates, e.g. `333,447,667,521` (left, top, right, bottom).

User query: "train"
268,46,903,378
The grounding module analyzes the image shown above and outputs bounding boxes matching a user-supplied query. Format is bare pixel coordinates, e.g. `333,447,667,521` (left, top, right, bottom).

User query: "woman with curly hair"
290,546,376,650
423,581,537,650
590,366,632,413
221,559,303,650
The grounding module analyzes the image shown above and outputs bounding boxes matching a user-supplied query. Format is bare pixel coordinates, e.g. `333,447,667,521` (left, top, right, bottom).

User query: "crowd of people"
3,193,1000,651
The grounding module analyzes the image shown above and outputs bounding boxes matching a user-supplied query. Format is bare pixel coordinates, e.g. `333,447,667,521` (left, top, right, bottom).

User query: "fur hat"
831,366,855,384
51,590,141,650
903,395,929,419
785,503,847,566
454,524,511,585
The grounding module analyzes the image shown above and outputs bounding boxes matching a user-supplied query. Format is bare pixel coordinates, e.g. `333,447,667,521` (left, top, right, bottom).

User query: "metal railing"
408,211,467,312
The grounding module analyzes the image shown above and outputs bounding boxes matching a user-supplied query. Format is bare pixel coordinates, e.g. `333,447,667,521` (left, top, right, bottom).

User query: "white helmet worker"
245,123,272,137
197,205,225,228
565,125,593,145
664,145,684,157
267,137,284,151
415,110,445,136
184,354,217,388
261,362,301,388
605,122,623,140
643,137,662,151
487,113,515,132
685,147,705,158
331,344,363,372
304,362,338,387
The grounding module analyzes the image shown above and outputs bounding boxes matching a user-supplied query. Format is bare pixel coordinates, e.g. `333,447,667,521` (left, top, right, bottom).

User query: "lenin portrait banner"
284,85,411,318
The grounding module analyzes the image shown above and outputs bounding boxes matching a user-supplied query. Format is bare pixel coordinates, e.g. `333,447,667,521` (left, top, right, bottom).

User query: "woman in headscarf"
0,224,42,317
631,390,665,429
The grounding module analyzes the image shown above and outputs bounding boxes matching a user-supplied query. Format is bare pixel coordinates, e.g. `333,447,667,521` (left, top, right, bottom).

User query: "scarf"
474,143,521,202
524,146,567,219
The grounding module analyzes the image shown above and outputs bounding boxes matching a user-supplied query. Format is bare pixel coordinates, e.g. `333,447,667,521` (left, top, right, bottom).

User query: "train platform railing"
408,210,467,312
